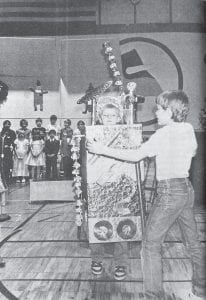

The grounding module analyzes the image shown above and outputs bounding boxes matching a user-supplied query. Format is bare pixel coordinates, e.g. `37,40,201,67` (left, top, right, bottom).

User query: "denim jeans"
141,178,205,296
90,242,128,267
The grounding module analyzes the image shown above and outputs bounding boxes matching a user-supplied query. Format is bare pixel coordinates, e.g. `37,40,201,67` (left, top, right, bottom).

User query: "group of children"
87,90,205,299
1,90,205,298
0,115,86,183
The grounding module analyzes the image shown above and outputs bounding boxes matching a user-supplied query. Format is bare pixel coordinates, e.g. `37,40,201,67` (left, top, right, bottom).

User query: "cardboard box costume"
86,124,143,243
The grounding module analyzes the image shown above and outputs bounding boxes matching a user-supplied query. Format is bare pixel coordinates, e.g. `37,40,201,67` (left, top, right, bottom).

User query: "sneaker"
91,261,103,275
114,266,127,281
16,179,20,183
21,178,26,183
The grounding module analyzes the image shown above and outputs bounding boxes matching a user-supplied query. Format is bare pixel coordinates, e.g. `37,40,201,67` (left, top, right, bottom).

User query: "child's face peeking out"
101,107,121,125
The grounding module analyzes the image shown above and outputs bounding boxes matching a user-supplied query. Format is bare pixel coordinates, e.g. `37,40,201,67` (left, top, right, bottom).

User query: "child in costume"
89,102,128,281
12,132,29,183
87,90,205,299
60,119,73,179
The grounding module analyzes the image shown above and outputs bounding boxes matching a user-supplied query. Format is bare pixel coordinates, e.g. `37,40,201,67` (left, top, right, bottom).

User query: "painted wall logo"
120,37,183,126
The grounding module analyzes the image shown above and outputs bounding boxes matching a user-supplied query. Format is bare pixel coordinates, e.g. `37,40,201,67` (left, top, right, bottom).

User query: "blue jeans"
90,242,128,267
141,178,205,296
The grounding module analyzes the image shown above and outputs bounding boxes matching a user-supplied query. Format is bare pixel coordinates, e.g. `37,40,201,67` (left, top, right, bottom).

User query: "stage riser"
30,181,74,202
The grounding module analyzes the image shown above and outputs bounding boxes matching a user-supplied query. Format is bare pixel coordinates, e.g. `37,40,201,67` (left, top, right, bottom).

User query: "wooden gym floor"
0,182,205,300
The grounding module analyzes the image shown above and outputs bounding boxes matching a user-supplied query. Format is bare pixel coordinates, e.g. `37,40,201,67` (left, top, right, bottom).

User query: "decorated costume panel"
86,124,142,243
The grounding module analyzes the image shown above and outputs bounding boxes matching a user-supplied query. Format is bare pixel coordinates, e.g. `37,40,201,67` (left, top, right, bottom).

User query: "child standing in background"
26,139,45,181
46,115,61,140
16,119,31,141
31,118,46,142
28,118,46,180
12,132,29,183
60,119,73,179
89,103,128,281
76,120,86,135
45,130,60,180
1,120,16,184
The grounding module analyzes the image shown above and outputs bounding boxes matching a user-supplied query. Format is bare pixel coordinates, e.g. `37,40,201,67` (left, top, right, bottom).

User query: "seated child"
60,119,73,179
87,91,205,299
12,132,29,183
45,130,60,180
90,103,128,281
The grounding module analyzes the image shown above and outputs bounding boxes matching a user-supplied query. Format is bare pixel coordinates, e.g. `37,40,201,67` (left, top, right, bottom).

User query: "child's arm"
36,142,44,157
55,141,60,155
30,141,44,157
68,129,73,139
44,141,49,155
13,143,17,156
87,139,149,163
13,142,24,160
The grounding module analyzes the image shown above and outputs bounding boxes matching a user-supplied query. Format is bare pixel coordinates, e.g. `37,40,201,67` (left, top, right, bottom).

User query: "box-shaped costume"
86,124,142,243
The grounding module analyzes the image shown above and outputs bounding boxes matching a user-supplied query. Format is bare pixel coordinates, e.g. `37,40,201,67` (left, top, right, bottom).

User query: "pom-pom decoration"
71,153,78,160
71,133,84,227
76,199,83,206
73,161,81,169
72,169,80,175
102,41,124,91
73,175,82,183
74,181,81,188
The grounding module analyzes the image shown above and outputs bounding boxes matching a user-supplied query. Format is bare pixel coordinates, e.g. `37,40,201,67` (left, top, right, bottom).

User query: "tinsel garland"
71,131,83,227
103,41,123,91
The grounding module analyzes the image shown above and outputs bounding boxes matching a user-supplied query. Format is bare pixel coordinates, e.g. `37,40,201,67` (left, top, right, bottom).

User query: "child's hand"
17,156,24,160
86,139,104,155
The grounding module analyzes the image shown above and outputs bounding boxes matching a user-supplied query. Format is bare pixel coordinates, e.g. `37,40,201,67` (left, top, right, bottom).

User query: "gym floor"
0,182,205,300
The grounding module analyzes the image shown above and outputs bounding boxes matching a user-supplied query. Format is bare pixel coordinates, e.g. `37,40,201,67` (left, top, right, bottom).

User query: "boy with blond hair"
87,90,205,299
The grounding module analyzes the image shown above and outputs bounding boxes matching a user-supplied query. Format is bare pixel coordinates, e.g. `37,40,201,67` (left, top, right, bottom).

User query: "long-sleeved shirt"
44,139,60,156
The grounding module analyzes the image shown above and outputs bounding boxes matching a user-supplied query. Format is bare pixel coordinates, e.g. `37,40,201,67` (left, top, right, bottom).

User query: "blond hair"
156,90,189,122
